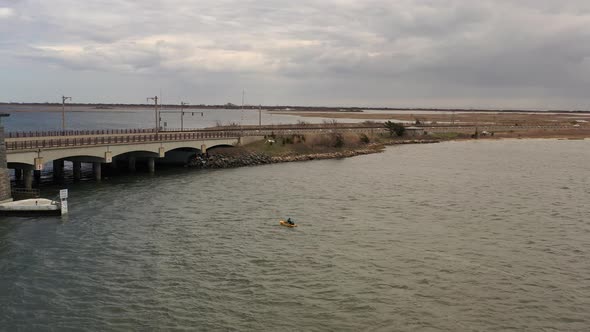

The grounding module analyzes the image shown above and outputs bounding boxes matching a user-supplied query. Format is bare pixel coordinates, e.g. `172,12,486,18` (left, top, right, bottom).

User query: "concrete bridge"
6,130,242,189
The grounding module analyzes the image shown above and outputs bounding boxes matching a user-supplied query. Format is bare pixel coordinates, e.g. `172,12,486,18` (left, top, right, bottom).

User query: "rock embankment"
188,152,273,169
383,139,441,146
186,139,439,169
186,148,380,169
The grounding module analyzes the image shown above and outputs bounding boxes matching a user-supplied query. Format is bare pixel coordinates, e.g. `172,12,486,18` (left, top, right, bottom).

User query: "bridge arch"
161,147,202,165
111,150,159,160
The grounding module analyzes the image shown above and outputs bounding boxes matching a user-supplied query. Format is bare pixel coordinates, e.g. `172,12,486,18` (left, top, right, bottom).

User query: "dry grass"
240,133,377,156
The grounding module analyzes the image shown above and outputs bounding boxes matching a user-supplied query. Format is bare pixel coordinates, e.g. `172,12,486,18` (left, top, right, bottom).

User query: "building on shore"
405,126,426,137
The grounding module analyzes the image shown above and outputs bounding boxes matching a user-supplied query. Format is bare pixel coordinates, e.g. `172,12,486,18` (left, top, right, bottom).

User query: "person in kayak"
287,218,294,225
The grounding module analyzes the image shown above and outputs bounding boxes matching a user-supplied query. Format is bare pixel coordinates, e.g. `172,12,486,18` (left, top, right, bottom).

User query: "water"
0,105,371,132
1,139,589,331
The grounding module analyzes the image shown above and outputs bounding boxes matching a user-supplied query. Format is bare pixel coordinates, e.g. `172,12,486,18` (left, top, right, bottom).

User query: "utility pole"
61,95,72,131
147,96,159,132
240,89,245,137
259,104,262,126
180,101,188,131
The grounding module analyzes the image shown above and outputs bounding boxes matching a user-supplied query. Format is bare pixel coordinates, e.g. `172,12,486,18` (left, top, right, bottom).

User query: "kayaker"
287,218,294,225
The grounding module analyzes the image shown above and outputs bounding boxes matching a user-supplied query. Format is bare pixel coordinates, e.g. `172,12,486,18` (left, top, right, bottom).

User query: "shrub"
384,121,406,137
359,133,370,144
333,133,345,148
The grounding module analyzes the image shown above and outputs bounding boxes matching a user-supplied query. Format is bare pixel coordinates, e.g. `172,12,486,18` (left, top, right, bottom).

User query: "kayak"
280,220,297,227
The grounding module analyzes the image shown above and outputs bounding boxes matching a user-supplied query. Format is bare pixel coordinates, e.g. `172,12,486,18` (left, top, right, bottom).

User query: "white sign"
60,201,68,215
60,189,68,199
105,151,113,163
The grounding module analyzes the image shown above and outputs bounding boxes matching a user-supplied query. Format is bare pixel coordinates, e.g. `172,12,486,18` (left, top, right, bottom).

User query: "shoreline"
186,134,588,170
187,139,440,169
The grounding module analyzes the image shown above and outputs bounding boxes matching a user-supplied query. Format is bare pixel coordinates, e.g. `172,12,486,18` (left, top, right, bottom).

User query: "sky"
1,0,590,109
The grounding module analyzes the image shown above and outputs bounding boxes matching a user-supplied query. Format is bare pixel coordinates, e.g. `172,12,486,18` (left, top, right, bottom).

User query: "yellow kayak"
280,220,297,227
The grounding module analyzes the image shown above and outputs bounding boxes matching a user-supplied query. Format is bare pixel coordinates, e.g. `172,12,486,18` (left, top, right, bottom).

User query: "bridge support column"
93,162,102,181
147,157,155,174
128,157,136,172
34,170,41,184
53,160,64,180
24,169,33,189
14,168,22,181
73,161,82,181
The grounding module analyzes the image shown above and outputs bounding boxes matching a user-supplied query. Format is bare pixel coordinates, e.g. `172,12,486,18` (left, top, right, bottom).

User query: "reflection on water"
0,139,589,331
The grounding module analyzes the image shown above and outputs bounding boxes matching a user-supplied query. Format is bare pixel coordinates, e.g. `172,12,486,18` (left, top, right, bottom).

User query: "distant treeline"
0,102,588,113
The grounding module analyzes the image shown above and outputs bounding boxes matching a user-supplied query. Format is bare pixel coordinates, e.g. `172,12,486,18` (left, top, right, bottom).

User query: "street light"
61,96,72,131
180,101,188,131
147,96,159,132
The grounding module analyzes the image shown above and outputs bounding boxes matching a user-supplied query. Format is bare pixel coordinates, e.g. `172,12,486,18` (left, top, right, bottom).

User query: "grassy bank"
242,132,383,156
205,132,439,162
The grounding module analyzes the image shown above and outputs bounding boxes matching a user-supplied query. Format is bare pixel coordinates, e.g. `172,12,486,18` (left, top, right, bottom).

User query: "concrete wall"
0,124,12,202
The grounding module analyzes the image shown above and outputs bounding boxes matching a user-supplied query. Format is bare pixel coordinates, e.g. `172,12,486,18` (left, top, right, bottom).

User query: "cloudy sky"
1,0,590,109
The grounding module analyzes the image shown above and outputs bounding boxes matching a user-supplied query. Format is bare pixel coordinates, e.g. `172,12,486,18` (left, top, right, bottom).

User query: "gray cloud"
1,0,590,108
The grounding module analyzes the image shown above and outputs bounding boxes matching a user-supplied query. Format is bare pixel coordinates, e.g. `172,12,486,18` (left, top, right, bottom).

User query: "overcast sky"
1,0,590,109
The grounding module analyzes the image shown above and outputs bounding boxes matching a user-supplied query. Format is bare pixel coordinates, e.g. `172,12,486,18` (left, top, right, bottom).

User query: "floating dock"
0,198,61,216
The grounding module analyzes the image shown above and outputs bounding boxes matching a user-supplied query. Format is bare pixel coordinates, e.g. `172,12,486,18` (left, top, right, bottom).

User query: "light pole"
61,96,72,131
147,96,159,132
180,102,188,131
240,89,245,137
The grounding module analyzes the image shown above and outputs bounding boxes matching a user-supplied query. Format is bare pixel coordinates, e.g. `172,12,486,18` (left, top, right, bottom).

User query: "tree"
384,121,406,137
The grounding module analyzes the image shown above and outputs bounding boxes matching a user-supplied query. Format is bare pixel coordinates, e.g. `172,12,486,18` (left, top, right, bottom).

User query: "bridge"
4,125,387,189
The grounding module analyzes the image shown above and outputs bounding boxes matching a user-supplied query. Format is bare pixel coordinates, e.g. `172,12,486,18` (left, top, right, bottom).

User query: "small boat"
280,220,297,227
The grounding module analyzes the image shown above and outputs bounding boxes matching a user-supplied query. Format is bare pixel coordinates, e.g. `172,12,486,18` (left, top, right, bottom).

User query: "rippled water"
1,139,589,331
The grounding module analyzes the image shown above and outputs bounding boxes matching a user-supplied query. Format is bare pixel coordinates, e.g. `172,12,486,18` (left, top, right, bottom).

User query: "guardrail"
5,131,236,151
6,123,583,138
6,124,385,138
7,128,156,138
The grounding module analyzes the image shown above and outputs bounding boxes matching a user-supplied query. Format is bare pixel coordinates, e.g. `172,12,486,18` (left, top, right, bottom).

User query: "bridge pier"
23,169,33,189
147,157,155,174
73,161,82,181
14,168,22,181
34,170,41,185
93,162,102,181
53,160,64,180
128,157,136,172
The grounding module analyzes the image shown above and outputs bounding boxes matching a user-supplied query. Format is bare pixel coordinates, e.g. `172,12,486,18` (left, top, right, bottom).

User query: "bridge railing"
6,128,157,138
5,131,237,151
7,124,386,138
